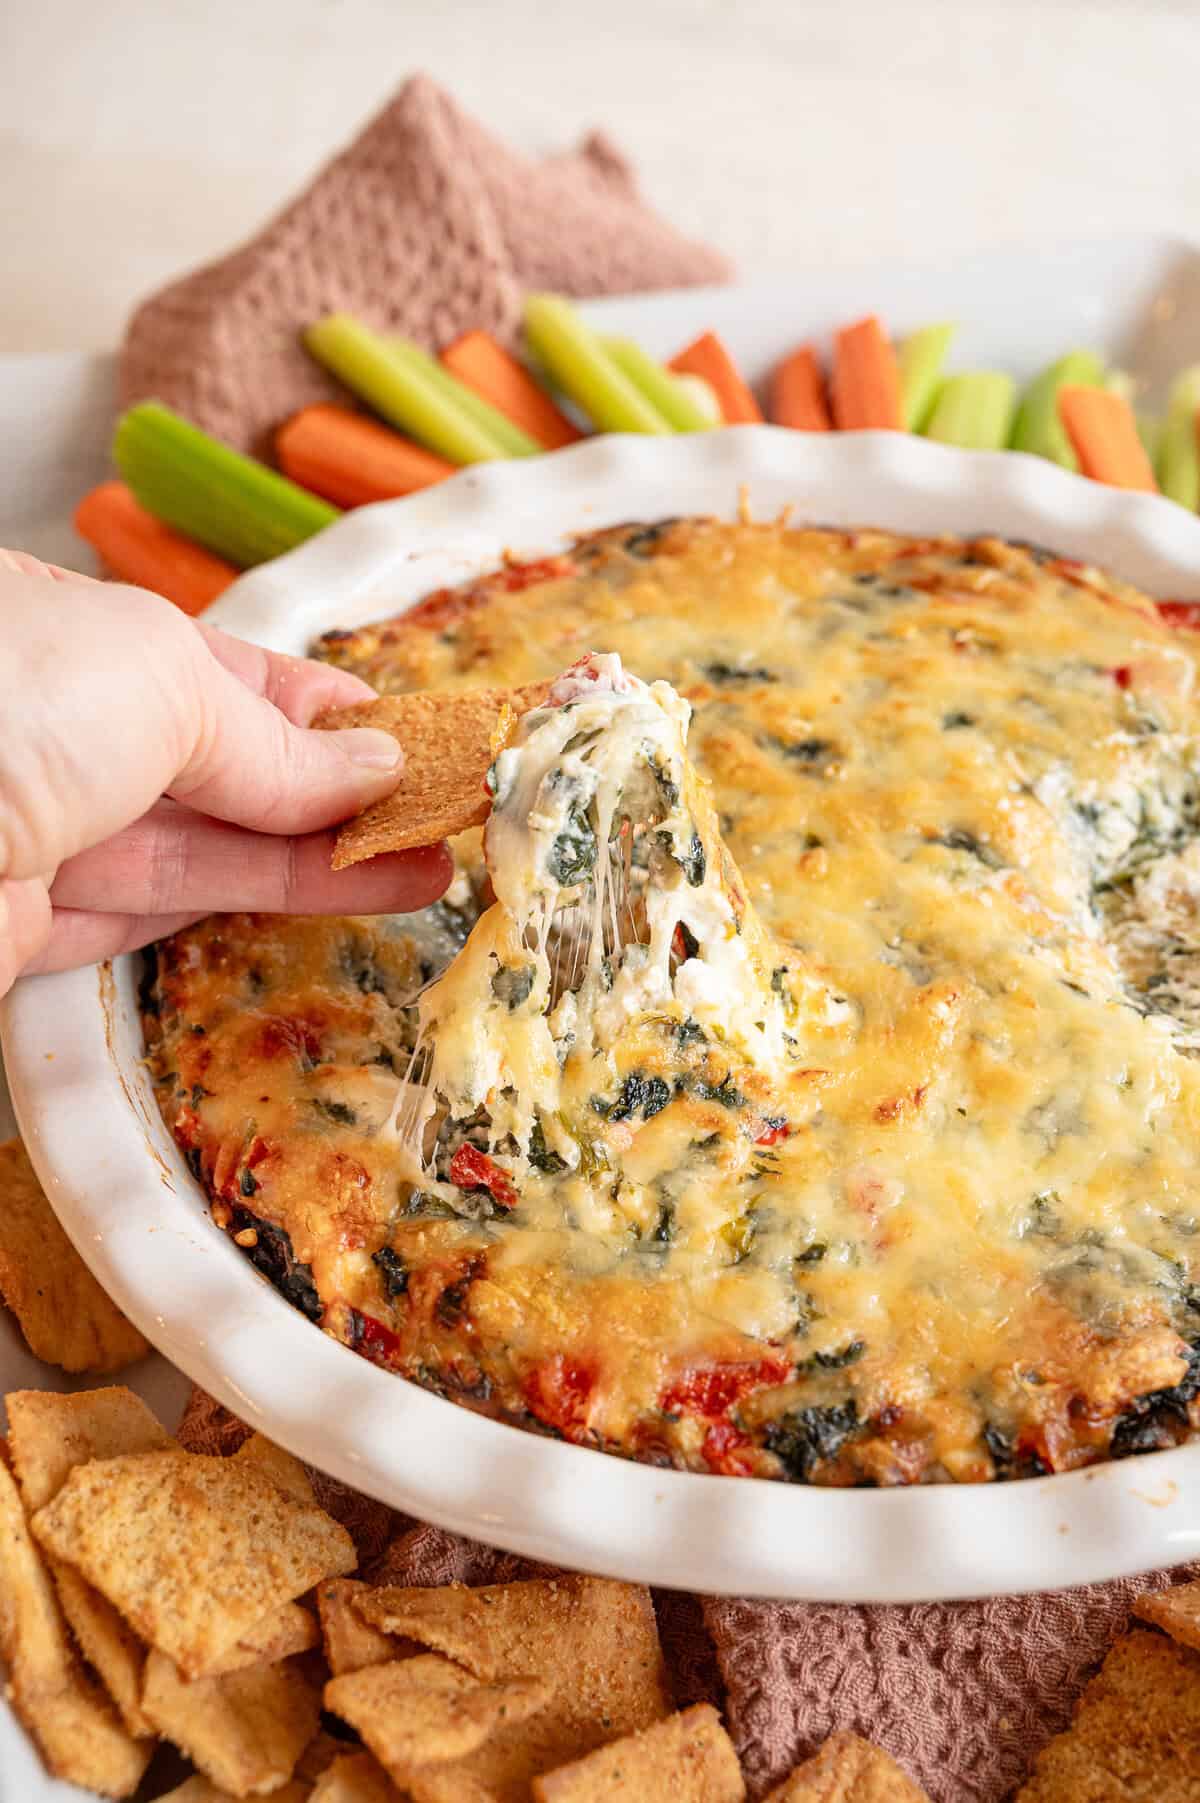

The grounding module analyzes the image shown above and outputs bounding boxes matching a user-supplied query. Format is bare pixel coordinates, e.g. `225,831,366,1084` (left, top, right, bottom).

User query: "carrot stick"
768,345,831,431
276,404,455,508
830,316,904,431
668,332,763,424
441,331,582,451
1057,387,1159,492
73,481,237,616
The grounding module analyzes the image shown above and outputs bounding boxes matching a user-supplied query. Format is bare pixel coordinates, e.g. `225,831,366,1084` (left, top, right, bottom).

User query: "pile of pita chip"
7,1386,173,1740
0,1438,151,1795
317,1575,937,1803
0,1383,354,1797
0,1136,148,1373
324,1575,670,1800
17,1372,1200,1799
0,1378,953,1803
31,1442,350,1679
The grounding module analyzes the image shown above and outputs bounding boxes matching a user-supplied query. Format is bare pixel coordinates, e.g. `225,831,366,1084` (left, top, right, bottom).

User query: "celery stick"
306,316,506,464
523,296,672,434
1157,366,1200,510
897,323,956,432
674,372,723,425
602,337,714,432
113,402,339,568
1011,350,1106,468
1105,368,1137,404
387,337,541,457
923,372,1017,450
1139,413,1164,470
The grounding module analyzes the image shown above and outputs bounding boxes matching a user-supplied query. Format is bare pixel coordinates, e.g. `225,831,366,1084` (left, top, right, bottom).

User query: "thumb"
0,878,51,999
168,631,405,835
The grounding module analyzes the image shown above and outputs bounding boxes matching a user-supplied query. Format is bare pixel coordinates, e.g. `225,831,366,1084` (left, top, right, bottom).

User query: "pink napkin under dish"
120,74,730,458
177,1386,1192,1800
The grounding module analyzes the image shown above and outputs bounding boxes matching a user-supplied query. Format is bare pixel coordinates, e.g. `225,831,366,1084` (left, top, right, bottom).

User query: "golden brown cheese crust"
144,521,1200,1483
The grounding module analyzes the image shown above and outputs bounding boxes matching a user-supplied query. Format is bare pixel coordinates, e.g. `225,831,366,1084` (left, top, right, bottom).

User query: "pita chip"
1134,1578,1200,1654
1015,1629,1200,1800
319,680,549,865
143,1647,321,1796
157,1779,309,1803
0,1137,148,1373
533,1702,744,1801
319,1576,413,1675
6,1384,173,1731
311,1749,407,1801
356,1575,668,1729
326,1653,548,1770
31,1447,355,1677
231,1431,316,1504
0,1452,150,1795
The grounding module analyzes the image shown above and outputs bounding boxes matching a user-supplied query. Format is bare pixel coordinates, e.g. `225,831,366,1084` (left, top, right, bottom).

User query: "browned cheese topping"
144,520,1200,1483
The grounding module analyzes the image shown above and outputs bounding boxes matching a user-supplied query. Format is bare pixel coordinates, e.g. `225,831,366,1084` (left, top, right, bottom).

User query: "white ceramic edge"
8,427,1200,1603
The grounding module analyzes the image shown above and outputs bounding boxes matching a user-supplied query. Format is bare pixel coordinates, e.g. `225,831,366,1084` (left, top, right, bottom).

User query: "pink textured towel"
120,74,730,458
177,1386,1193,1799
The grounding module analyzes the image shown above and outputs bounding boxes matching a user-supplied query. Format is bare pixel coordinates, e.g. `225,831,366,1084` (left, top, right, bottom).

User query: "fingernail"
333,727,404,774
0,548,40,575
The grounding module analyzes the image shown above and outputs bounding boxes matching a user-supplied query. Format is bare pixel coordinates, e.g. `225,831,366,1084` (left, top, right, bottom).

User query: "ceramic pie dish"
7,425,1200,1602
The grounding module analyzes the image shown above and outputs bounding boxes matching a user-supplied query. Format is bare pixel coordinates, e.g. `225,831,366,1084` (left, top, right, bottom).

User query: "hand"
0,550,453,998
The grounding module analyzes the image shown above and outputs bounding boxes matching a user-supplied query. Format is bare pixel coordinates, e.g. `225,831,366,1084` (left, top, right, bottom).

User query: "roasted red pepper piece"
700,1419,758,1476
1158,600,1200,631
448,1144,517,1209
403,586,477,631
661,1356,791,1420
523,1355,594,1442
253,1014,324,1065
350,1310,403,1367
497,555,575,593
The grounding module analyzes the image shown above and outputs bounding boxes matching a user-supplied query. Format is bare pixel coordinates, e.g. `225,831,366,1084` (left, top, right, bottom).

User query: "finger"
0,548,88,583
0,551,376,723
168,632,407,835
50,804,453,917
23,907,207,976
0,575,404,881
0,877,51,998
0,578,208,878
197,621,381,723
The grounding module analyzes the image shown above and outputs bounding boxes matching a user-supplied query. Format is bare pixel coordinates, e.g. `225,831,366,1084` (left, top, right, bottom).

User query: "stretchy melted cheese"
144,521,1200,1483
398,652,833,1190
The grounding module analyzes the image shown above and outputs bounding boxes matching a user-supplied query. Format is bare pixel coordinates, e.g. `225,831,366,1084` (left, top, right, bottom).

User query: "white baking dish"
7,425,1200,1604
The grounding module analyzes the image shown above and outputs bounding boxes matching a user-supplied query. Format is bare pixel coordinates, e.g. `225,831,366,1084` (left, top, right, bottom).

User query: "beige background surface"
2,0,1199,352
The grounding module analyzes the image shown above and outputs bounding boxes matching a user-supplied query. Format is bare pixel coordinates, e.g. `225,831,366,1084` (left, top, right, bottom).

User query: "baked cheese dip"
143,519,1200,1484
